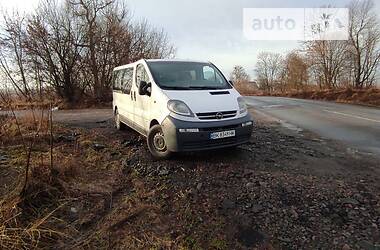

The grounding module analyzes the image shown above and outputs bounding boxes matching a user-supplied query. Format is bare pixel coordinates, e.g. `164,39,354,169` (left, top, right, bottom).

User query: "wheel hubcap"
153,132,166,151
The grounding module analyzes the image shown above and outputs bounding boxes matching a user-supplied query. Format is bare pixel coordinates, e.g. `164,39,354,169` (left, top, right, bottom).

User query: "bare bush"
230,65,259,95
282,51,309,91
230,65,250,83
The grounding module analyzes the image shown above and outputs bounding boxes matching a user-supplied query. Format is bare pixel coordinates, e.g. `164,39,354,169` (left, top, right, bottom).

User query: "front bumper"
161,114,253,152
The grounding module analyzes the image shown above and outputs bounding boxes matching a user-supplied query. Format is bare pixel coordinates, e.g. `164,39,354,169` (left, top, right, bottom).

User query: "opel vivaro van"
112,59,253,159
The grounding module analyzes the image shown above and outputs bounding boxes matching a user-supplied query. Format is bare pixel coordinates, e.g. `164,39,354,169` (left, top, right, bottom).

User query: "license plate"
210,130,236,139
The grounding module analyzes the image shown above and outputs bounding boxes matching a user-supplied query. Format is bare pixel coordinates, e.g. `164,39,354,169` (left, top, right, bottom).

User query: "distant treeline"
231,0,380,94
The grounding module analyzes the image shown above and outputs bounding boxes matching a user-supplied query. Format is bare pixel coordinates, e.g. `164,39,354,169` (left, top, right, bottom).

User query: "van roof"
113,59,210,71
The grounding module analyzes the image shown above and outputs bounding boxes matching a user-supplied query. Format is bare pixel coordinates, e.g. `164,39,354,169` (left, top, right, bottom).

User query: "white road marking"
324,110,380,123
262,104,284,109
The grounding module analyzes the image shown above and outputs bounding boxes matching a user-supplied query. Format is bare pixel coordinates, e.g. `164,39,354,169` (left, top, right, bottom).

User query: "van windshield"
147,61,232,90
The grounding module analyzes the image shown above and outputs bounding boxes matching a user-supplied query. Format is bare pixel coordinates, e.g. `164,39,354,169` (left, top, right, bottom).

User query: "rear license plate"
210,130,236,139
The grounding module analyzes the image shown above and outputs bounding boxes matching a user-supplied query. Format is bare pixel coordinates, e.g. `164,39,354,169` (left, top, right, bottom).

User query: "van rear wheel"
147,125,172,159
114,109,126,130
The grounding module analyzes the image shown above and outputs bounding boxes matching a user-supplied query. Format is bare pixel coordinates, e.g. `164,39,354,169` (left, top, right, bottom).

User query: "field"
1,109,379,249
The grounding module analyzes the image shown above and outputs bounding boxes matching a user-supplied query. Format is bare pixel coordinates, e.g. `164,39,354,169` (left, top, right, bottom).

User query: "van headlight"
167,100,194,117
237,97,247,114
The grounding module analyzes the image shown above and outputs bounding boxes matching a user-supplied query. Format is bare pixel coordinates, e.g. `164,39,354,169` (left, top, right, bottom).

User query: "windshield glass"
147,61,231,90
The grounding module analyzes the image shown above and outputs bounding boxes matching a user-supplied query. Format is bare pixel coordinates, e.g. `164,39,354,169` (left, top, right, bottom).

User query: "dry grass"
1,110,50,147
235,82,260,96
276,88,380,107
0,195,72,249
0,95,111,111
0,93,57,111
0,110,72,249
239,87,380,107
0,113,169,249
0,174,72,249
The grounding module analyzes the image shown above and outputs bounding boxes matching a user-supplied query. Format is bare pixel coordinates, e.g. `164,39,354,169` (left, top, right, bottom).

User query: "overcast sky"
1,0,378,78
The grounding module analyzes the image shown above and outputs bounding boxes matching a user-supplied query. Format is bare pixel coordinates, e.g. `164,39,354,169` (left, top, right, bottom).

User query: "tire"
147,124,172,159
114,109,126,130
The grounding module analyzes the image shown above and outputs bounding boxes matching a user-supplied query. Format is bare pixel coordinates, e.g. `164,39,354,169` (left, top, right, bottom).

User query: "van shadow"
119,129,251,164
170,147,250,163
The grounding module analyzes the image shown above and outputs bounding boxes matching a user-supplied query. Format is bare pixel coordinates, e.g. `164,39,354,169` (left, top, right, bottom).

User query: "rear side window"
136,64,150,88
122,67,133,94
112,70,122,90
113,68,133,94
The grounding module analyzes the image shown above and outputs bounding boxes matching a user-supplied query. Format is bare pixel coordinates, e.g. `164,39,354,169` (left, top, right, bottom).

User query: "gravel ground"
69,112,379,249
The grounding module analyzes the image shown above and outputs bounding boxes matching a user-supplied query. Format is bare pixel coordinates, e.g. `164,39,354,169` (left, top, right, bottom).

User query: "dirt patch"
1,113,379,249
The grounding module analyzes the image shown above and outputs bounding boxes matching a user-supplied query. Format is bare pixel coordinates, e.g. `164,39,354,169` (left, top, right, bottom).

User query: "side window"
203,66,223,84
118,70,125,91
136,64,150,88
113,70,121,90
121,68,133,94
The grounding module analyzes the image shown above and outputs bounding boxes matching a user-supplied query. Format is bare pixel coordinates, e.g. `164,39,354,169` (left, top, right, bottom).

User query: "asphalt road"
245,96,380,155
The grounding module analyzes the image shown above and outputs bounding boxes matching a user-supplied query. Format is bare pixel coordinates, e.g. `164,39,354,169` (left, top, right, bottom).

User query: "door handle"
130,92,133,100
134,92,136,101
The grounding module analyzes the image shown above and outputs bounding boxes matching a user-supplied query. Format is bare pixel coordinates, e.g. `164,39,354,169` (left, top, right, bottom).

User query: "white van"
112,59,253,159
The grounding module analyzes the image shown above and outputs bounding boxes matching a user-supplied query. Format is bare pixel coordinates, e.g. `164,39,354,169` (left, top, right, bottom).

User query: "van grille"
196,110,237,120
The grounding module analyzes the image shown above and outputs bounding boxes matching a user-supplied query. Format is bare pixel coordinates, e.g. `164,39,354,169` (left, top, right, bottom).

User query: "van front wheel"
114,109,125,130
147,125,172,159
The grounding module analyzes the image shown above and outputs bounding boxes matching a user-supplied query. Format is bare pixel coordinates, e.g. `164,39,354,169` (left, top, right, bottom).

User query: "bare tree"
302,5,353,90
129,19,175,61
68,0,175,102
0,12,31,99
305,1,380,90
68,0,114,101
347,0,380,88
27,0,86,103
305,39,348,90
255,52,283,93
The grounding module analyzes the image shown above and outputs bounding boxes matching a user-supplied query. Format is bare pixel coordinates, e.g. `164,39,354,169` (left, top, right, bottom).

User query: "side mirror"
138,81,151,96
229,80,234,86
